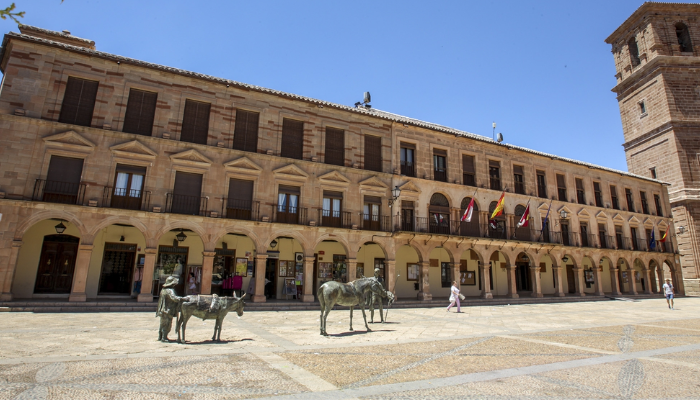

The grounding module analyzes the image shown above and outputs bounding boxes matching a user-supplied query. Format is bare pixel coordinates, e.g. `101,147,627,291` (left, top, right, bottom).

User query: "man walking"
663,278,674,310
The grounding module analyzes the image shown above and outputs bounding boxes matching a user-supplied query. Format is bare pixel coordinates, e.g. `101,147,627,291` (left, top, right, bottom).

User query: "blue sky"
2,1,692,172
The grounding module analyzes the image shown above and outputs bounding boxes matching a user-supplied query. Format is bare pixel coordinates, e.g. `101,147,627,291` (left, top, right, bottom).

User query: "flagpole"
538,198,553,242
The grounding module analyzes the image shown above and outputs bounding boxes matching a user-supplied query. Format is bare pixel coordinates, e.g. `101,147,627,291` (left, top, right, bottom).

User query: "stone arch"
429,193,450,207
311,234,351,257
154,220,209,249
261,230,308,256
88,215,152,242
14,210,89,241
356,237,389,260
399,242,425,263
460,196,480,211
676,22,693,52
211,225,262,252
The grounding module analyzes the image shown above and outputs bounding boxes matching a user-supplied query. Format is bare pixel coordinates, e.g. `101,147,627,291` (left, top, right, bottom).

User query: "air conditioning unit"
295,252,304,263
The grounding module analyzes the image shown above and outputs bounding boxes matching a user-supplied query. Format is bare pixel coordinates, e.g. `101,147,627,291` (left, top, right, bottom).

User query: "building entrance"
515,262,531,292
265,258,277,299
34,234,80,294
98,242,136,294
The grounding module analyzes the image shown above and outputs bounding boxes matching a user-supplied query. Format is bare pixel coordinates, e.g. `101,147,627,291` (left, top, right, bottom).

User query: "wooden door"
34,235,79,293
566,265,576,294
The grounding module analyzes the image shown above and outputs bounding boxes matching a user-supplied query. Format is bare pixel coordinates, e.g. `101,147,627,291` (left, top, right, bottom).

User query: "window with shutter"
575,178,585,205
123,89,157,136
233,109,260,153
227,178,254,219
610,185,619,209
462,155,476,186
489,160,500,191
556,174,567,201
364,135,382,172
400,142,416,177
172,172,203,215
325,127,345,166
536,170,547,198
112,164,146,210
513,165,524,194
593,181,603,207
58,77,99,127
180,99,210,145
44,156,84,204
280,118,304,160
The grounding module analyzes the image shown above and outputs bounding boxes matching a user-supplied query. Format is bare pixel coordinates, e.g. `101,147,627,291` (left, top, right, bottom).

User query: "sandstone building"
606,2,700,295
0,25,682,305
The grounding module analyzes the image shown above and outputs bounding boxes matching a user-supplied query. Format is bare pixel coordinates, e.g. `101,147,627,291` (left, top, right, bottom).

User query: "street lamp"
270,239,278,249
388,185,402,232
176,229,187,242
678,226,686,235
54,221,66,234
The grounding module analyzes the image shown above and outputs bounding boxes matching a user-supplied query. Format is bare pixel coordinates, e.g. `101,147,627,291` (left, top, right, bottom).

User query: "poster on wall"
247,260,254,276
279,260,288,277
584,270,595,283
284,278,296,295
318,262,332,278
621,271,628,283
462,271,476,285
407,264,419,281
235,258,248,276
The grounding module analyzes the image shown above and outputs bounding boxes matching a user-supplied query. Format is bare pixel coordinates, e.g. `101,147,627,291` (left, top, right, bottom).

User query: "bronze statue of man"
156,276,184,342
368,268,384,323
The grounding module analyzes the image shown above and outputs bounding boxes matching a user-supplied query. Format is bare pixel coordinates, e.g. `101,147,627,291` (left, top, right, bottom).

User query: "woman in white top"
446,280,461,313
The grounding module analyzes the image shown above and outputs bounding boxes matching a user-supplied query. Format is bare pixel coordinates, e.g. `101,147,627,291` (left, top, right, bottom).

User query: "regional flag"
461,197,475,222
490,192,505,219
659,230,668,243
517,201,530,228
649,229,656,250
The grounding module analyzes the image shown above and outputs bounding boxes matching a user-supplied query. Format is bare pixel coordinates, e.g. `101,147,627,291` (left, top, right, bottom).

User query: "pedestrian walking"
446,280,461,313
663,278,674,310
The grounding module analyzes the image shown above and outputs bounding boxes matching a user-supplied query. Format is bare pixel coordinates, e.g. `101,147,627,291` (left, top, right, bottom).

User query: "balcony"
103,187,150,211
581,233,597,248
319,209,352,229
561,232,580,247
398,214,416,232
272,205,307,225
486,222,508,240
166,193,208,216
221,198,259,221
459,220,481,238
434,168,447,182
400,161,415,177
634,237,647,251
33,179,86,205
599,235,616,249
361,214,391,232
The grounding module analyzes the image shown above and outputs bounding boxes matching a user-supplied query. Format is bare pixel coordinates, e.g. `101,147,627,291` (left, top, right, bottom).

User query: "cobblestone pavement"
1,298,700,399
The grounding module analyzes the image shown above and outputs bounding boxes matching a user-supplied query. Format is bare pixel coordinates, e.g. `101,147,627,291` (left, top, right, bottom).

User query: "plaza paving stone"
1,297,700,399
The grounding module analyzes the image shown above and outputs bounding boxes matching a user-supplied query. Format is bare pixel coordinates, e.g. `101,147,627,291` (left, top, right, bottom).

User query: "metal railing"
620,237,632,251
459,220,482,238
166,193,208,216
400,162,415,177
361,214,391,232
599,235,616,249
221,198,259,221
33,179,86,205
635,238,647,252
581,233,597,248
561,232,580,247
398,214,416,232
103,187,150,211
318,209,352,229
272,205,307,225
434,168,447,182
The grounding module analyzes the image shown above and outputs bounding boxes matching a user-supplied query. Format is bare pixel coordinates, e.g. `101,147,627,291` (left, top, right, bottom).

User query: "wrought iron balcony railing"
166,193,208,216
33,179,86,205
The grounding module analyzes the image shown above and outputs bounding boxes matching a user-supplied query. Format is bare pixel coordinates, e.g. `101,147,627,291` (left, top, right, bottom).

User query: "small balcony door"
322,192,342,228
277,186,300,224
363,202,381,231
112,165,145,210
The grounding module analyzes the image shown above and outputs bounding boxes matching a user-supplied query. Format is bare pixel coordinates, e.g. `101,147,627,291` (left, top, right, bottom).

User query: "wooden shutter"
513,165,524,176
58,77,99,127
173,172,203,196
122,89,157,136
233,109,260,152
575,178,584,190
180,99,210,145
47,156,83,183
364,196,381,204
228,179,253,202
489,160,500,168
556,174,566,188
325,127,345,166
281,118,304,160
433,148,447,156
462,155,475,174
364,135,382,172
401,200,414,209
279,185,300,195
400,142,416,150
594,181,601,192
115,164,146,175
323,191,343,199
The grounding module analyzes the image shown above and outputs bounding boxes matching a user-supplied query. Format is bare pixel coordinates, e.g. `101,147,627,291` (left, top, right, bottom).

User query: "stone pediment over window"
577,209,591,219
223,156,263,177
537,202,551,214
359,176,389,195
557,205,573,216
110,140,157,160
595,210,610,220
643,218,654,228
628,215,641,226
398,180,421,196
272,164,309,183
612,213,625,223
318,170,351,188
43,130,95,153
658,220,669,229
170,149,212,169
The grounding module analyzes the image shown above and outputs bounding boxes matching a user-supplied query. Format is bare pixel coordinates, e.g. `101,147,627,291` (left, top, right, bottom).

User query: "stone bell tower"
606,2,700,294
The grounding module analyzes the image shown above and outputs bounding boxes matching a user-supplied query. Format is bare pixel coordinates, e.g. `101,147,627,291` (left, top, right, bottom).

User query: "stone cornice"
611,55,700,96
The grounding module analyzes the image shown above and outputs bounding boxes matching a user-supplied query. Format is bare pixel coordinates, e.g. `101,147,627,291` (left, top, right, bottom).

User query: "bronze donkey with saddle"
175,292,246,343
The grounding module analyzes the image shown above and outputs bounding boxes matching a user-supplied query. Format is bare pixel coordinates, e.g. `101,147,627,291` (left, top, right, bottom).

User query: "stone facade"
0,25,682,305
606,2,700,294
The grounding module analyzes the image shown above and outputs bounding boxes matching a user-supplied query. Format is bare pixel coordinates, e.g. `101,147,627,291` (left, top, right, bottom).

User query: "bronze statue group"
156,267,395,342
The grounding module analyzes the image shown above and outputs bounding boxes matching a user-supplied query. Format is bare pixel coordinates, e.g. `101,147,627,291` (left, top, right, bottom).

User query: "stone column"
610,267,622,296
552,266,565,297
417,261,432,300
450,262,460,292
137,248,158,302
385,260,396,294
479,211,489,237
506,264,519,298
656,267,664,293
480,262,493,299
572,266,586,296
628,270,638,295
69,244,94,302
253,254,268,303
642,267,652,294
347,258,357,283
0,240,22,301
594,265,604,296
200,251,215,295
529,265,543,298
302,256,315,302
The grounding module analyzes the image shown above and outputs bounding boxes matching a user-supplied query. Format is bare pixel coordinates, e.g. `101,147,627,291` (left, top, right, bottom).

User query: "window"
625,188,635,212
324,127,345,166
650,167,657,179
112,164,146,210
561,222,570,246
513,165,525,195
364,135,382,172
58,76,99,127
631,227,639,250
322,191,343,228
615,226,623,249
171,172,203,215
233,109,259,153
580,223,590,247
628,37,641,67
654,194,663,216
429,193,450,235
536,170,547,198
277,185,300,224
676,22,693,52
363,196,382,231
556,174,567,201
593,182,603,207
122,88,157,136
43,155,84,204
433,150,447,182
400,143,415,177
575,178,585,205
598,223,608,249
489,160,501,190
639,101,646,115
227,178,254,220
401,200,414,231
640,191,649,214
463,155,476,186
610,185,619,210
180,99,210,145
280,118,304,160
441,262,451,288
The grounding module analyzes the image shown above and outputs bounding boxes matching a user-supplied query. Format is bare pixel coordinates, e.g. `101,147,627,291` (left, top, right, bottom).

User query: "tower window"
639,101,646,115
676,22,693,53
650,167,657,179
628,37,641,67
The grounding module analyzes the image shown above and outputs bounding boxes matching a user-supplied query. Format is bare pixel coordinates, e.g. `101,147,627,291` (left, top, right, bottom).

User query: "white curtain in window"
323,198,330,212
130,174,144,196
278,193,286,212
115,173,129,195
289,194,298,211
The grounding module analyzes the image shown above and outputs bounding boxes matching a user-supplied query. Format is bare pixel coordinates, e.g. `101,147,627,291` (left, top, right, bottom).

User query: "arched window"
676,22,693,52
628,37,641,67
488,201,506,239
429,193,450,234
459,197,480,237
514,204,531,241
430,193,449,207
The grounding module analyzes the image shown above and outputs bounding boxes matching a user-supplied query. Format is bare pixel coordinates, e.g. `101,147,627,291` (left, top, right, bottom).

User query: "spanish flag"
490,192,505,219
659,230,668,243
